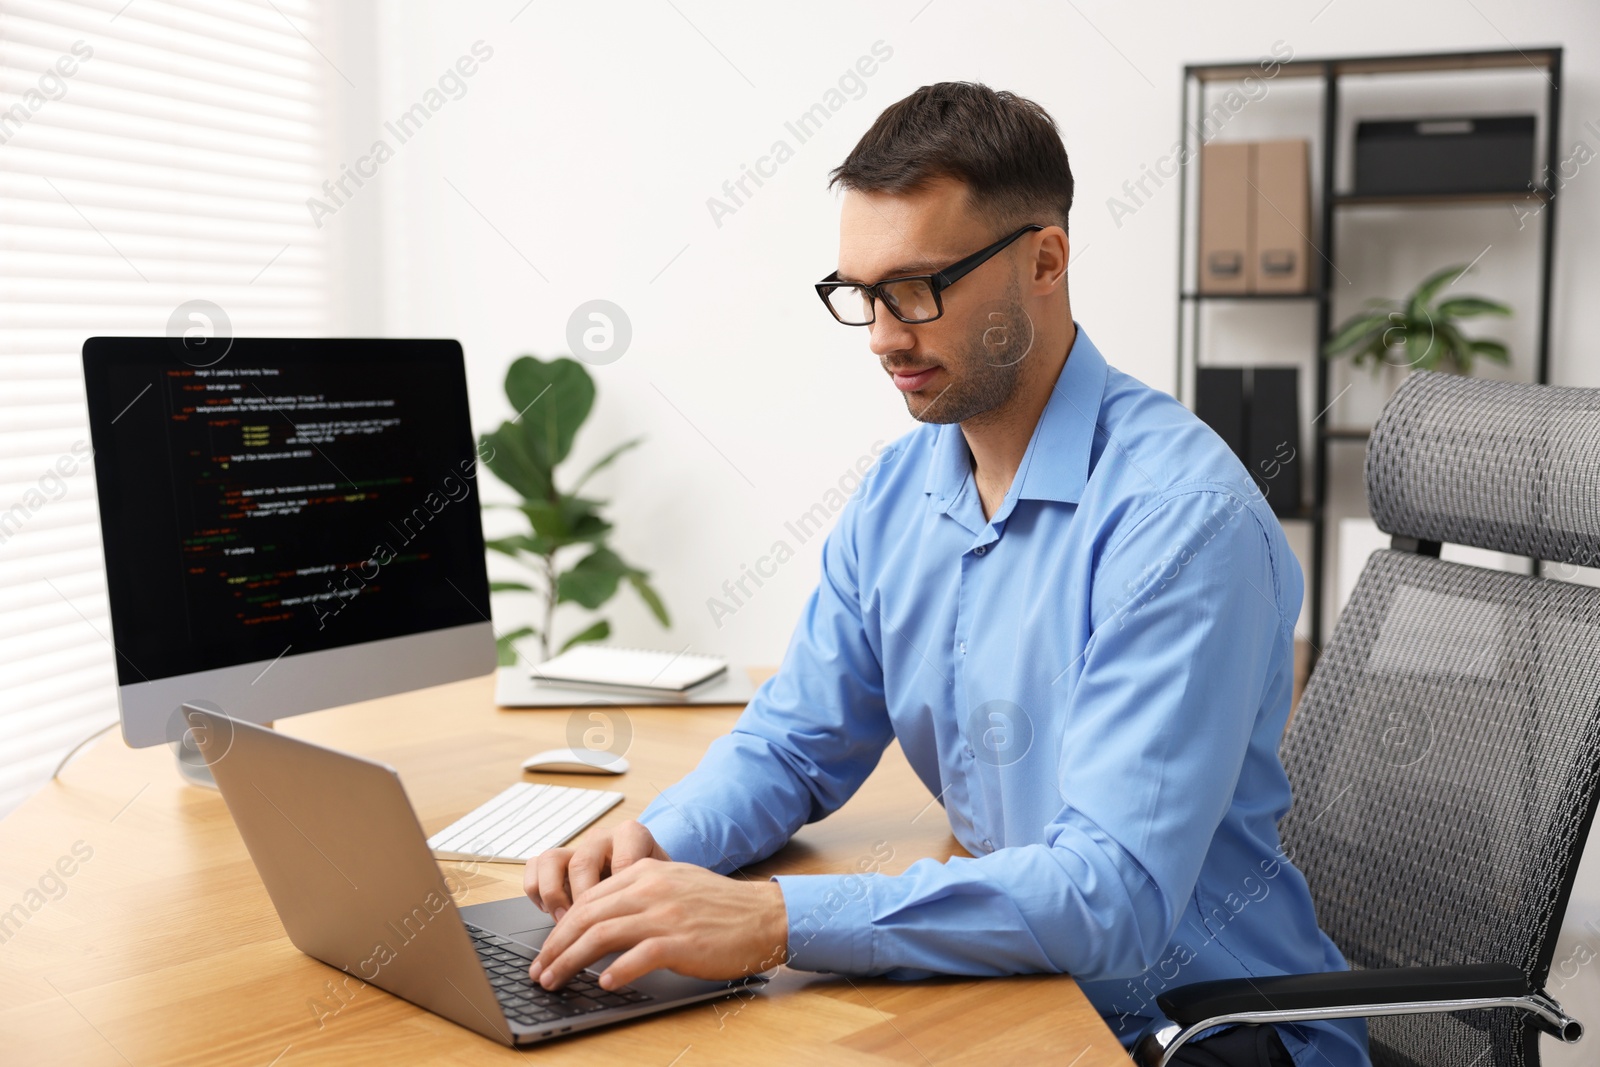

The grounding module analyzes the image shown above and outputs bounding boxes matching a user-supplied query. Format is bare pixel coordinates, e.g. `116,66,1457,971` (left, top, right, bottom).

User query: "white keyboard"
427,782,624,863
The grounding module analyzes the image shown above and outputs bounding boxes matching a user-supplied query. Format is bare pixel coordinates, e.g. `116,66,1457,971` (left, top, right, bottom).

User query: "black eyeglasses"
815,224,1044,326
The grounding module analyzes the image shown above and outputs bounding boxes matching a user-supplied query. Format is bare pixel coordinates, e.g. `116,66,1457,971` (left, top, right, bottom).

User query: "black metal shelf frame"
1173,46,1562,653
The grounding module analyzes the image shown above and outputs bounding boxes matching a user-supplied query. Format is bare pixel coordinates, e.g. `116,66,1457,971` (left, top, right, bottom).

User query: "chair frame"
1132,530,1593,1066
1132,965,1582,1066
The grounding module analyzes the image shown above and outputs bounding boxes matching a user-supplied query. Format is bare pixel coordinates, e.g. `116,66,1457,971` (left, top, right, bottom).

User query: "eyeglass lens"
826,278,939,324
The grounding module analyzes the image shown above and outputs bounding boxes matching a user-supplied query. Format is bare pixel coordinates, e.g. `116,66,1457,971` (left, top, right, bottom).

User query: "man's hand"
524,819,669,921
528,858,789,993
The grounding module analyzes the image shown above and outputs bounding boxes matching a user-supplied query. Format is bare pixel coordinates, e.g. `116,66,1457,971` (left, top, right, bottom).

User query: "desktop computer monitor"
82,337,495,769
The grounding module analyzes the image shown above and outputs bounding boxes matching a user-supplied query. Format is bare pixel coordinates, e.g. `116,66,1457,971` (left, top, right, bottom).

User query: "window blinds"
0,0,330,816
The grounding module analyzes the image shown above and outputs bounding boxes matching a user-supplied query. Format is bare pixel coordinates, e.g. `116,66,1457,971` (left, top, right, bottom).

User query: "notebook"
427,782,625,863
529,645,728,697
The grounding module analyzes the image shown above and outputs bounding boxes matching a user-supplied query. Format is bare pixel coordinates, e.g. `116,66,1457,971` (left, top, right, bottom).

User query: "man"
522,83,1371,1067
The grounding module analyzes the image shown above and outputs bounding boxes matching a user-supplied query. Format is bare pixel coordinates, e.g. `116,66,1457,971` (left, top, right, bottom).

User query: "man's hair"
829,82,1073,234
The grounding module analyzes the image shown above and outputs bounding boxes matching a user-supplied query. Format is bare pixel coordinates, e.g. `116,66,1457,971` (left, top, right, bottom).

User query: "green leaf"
627,571,671,627
1468,338,1511,364
1377,311,1411,350
1322,312,1393,359
479,422,551,501
1435,296,1513,319
565,513,612,545
518,498,570,541
495,625,536,667
1409,264,1468,318
508,496,612,552
557,546,629,609
559,618,611,652
504,355,595,469
571,437,643,495
557,495,612,545
486,533,553,559
1434,321,1470,372
1400,322,1443,370
489,580,535,592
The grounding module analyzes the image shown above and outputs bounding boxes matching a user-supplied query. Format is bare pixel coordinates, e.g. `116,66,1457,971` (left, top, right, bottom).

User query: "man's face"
836,179,1037,424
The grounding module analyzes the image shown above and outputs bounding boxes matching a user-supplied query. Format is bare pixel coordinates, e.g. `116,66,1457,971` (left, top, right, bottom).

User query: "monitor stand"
172,702,273,789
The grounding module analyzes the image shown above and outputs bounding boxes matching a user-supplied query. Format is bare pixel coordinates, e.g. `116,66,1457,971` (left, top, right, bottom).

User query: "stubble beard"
903,283,1033,426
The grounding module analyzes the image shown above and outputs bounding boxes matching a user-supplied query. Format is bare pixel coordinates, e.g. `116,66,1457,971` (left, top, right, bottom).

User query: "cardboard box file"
1198,141,1252,293
1251,140,1311,293
1198,139,1312,294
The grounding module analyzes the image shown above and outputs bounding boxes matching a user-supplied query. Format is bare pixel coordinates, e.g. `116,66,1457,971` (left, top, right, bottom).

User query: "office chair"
1135,371,1600,1067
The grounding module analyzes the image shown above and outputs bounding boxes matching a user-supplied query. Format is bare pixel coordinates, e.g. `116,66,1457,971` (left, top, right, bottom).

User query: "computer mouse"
520,747,629,775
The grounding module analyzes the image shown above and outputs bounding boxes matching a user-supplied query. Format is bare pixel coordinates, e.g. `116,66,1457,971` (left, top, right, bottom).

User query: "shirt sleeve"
773,487,1290,982
636,484,896,873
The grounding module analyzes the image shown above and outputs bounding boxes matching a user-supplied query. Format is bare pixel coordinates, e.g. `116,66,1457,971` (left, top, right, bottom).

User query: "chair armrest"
1157,963,1529,1027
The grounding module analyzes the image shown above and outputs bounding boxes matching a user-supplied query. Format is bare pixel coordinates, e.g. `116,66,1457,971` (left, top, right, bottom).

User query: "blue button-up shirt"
639,324,1370,1067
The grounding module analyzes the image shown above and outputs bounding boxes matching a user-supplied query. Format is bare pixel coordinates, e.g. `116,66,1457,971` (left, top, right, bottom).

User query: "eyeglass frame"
815,223,1045,326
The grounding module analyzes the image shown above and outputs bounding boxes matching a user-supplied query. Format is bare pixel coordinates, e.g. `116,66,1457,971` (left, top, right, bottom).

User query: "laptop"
186,707,764,1045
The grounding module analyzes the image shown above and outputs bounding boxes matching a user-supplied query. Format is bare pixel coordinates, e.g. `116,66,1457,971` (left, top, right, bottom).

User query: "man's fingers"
566,839,610,903
532,883,645,978
611,820,665,871
534,848,574,914
597,936,674,990
526,829,651,919
534,917,646,990
522,852,544,909
566,854,659,911
525,847,570,910
532,866,678,987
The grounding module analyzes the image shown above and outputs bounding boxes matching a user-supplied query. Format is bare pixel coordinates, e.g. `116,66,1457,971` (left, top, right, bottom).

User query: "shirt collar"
922,321,1109,507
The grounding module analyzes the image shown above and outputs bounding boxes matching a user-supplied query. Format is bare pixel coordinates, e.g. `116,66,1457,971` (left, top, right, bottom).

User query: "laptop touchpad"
460,895,557,946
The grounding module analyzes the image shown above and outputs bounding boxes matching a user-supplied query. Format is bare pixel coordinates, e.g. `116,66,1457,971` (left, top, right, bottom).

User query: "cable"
51,720,119,779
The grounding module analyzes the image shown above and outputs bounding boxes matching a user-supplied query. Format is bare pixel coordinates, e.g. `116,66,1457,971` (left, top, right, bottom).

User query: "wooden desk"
0,673,1133,1066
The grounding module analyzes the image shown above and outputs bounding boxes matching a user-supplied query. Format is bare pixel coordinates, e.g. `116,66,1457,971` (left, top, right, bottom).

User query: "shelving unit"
1173,46,1562,653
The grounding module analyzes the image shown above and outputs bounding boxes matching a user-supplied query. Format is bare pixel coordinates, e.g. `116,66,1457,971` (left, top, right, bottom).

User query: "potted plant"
1323,264,1511,375
478,354,669,665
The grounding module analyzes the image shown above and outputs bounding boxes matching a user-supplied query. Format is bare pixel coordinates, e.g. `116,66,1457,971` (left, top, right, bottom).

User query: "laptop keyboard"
465,923,653,1027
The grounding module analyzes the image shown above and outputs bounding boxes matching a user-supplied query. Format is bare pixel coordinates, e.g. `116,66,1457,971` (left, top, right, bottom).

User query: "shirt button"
975,545,986,556
958,640,966,655
964,744,975,759
983,838,993,851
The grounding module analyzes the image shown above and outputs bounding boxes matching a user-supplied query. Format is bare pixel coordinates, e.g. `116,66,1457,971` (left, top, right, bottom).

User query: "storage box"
1194,365,1302,517
1247,366,1301,514
1251,140,1312,293
1354,115,1535,196
1197,139,1312,294
1198,141,1252,293
1196,367,1246,458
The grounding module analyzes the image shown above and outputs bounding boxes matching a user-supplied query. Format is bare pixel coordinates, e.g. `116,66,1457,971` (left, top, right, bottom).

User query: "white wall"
315,4,1600,1056
318,0,1600,663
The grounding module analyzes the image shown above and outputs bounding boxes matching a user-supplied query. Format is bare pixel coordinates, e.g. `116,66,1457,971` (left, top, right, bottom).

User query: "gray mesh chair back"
1277,372,1600,1067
